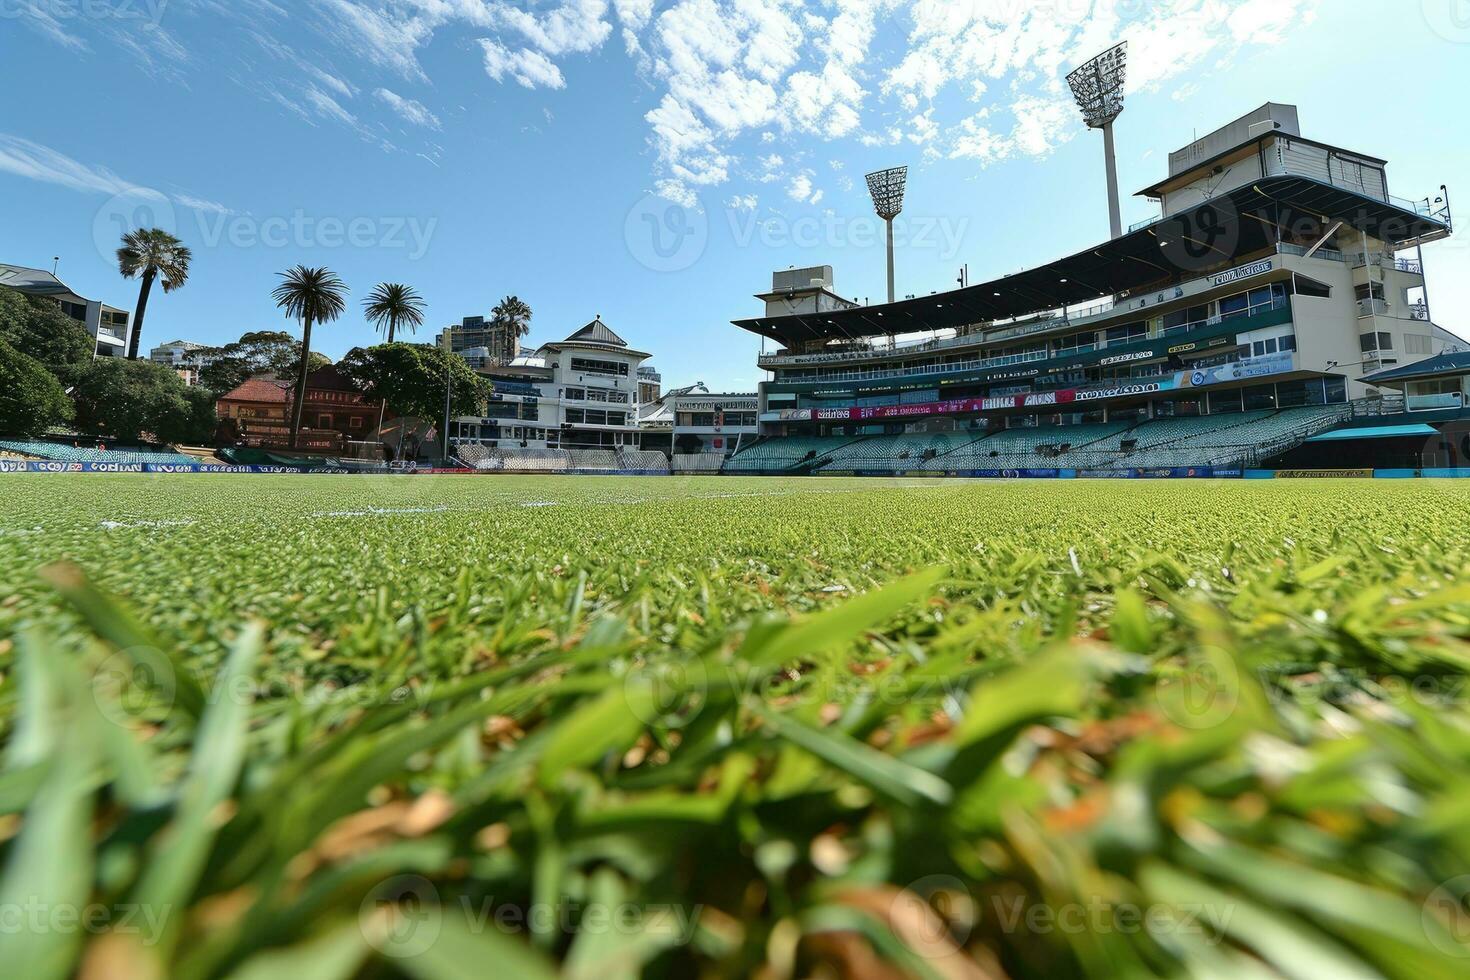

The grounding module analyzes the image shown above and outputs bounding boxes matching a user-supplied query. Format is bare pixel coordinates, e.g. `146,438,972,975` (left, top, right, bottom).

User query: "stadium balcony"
0,439,202,467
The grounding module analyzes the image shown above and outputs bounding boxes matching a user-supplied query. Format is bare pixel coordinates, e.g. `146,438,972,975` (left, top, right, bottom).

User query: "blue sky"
3,0,1468,392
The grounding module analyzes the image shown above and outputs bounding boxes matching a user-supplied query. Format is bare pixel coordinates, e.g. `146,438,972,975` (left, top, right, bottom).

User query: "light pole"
865,166,907,304
442,356,452,466
1067,42,1128,241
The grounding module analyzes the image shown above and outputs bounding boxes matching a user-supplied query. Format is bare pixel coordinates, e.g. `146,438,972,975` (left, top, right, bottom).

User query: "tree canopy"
338,343,492,426
0,340,73,436
0,286,95,369
198,330,330,396
67,358,215,445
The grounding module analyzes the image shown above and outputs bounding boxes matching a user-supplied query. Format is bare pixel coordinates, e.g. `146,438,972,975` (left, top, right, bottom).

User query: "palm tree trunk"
290,315,314,450
127,267,157,360
387,320,395,344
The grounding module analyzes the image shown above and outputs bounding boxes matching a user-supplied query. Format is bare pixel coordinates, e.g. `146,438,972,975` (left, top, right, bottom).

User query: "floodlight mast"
1067,41,1128,240
865,166,907,304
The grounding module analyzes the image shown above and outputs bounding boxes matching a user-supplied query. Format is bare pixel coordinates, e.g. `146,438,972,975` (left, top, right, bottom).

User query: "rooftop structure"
0,262,131,358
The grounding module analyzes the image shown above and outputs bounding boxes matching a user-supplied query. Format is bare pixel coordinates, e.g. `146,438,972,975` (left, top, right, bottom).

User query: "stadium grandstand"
0,439,202,467
727,102,1466,476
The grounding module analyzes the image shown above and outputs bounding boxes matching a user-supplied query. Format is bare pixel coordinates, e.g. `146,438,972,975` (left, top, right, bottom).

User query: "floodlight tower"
865,166,907,304
1067,41,1128,240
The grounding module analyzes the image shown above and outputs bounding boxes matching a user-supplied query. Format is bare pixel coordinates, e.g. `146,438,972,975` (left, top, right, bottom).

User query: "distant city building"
0,262,131,358
638,365,662,405
448,316,655,451
438,314,518,367
150,339,216,386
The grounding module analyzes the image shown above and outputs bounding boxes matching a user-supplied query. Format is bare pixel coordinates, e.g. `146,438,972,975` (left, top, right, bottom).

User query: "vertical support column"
1102,120,1122,241
885,217,896,304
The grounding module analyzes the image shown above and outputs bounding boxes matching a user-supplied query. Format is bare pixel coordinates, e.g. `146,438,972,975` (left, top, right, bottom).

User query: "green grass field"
5,474,1470,978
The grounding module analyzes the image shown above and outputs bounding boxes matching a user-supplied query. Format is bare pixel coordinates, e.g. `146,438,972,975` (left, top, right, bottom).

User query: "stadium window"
1293,277,1331,299
317,414,333,428
1279,334,1297,352
1209,388,1244,414
585,409,607,425
349,416,362,428
1219,292,1250,320
606,412,626,427
1243,384,1277,410
1275,380,1313,408
1105,322,1147,346
1325,376,1348,404
564,387,585,400
565,409,584,424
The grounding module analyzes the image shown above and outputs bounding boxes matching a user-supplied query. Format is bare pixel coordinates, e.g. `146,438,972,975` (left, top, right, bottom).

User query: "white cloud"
727,193,758,211
0,134,231,215
480,40,567,89
376,87,442,128
787,171,814,202
0,134,142,196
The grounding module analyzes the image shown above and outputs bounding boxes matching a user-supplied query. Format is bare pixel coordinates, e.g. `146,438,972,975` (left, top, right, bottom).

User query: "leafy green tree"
0,340,73,436
0,286,94,369
338,343,491,429
198,330,329,396
271,266,347,449
117,228,192,360
66,358,213,444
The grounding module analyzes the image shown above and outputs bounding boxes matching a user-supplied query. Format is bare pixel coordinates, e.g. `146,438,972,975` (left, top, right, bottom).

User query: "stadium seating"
722,406,1354,475
672,452,725,474
617,450,670,472
0,440,202,467
723,436,865,473
929,423,1131,470
816,431,978,472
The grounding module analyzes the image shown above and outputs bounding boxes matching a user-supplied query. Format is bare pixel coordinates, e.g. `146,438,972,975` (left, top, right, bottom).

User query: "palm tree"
363,282,425,344
490,295,533,361
272,266,347,450
116,228,192,360
362,282,426,444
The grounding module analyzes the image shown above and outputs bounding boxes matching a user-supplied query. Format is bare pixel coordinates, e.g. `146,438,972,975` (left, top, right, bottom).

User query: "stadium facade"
727,104,1459,476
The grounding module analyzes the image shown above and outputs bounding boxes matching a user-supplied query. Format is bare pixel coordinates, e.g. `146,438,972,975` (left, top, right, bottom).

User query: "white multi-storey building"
449,317,656,451
1,263,131,358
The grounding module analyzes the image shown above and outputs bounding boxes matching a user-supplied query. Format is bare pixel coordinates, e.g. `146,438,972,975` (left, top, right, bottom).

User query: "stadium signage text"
1211,260,1273,288
1074,381,1165,402
1100,349,1156,366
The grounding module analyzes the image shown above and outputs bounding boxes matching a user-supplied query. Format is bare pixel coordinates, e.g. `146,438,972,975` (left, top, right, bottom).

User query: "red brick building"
216,366,381,452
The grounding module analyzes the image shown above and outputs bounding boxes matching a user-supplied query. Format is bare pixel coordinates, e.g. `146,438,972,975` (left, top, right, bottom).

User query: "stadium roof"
563,317,627,347
1362,349,1470,385
1306,423,1439,442
732,175,1450,349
